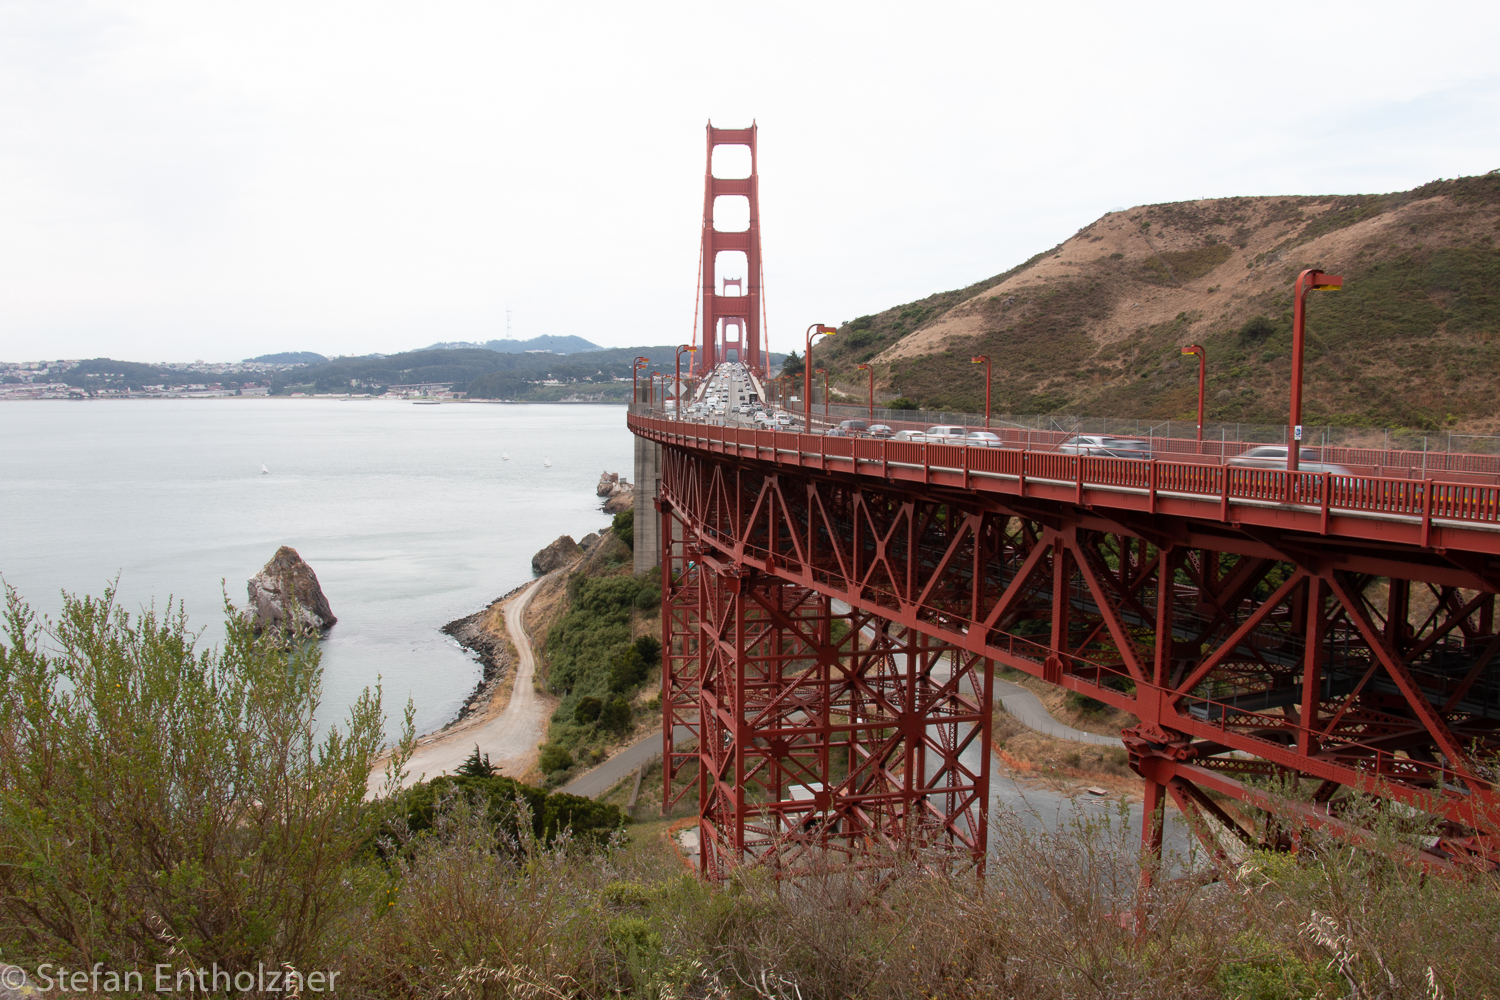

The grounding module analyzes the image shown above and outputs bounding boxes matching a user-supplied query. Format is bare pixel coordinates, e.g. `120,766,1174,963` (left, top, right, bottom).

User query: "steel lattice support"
661,499,702,812
670,546,991,878
653,443,1500,871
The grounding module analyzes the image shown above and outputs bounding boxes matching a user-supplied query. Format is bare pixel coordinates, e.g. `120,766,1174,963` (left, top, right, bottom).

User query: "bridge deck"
630,413,1500,557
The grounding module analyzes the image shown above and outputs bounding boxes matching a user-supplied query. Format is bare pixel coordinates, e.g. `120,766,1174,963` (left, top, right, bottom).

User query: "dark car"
838,419,869,435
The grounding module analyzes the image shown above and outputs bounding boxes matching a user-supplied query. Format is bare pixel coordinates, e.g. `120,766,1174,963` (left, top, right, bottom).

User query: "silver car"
1228,445,1351,476
965,431,1004,448
891,429,929,443
925,425,970,442
1056,434,1152,459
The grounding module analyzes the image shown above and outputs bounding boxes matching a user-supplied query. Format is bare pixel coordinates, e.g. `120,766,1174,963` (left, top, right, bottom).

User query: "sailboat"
501,452,509,461
261,463,270,475
543,457,552,468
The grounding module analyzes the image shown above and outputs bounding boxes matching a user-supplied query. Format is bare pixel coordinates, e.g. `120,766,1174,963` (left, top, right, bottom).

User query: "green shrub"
538,742,574,773
601,695,633,735
387,774,627,849
0,584,400,971
612,508,634,550
574,696,604,724
885,396,917,410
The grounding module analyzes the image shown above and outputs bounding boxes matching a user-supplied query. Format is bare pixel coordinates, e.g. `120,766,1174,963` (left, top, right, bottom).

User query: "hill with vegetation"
420,335,604,354
802,173,1500,432
244,351,328,364
271,345,687,400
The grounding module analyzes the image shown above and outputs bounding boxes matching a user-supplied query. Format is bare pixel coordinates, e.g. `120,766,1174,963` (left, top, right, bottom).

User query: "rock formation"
531,535,581,574
247,545,337,632
578,532,600,550
597,470,633,513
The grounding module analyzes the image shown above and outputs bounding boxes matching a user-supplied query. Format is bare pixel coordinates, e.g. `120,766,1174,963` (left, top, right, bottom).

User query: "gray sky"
2,1,1498,363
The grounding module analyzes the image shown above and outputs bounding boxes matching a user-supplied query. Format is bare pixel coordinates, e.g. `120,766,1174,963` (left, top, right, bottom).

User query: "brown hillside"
807,173,1500,431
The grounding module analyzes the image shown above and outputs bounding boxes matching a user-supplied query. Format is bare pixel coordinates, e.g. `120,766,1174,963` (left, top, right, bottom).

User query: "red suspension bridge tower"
695,123,766,376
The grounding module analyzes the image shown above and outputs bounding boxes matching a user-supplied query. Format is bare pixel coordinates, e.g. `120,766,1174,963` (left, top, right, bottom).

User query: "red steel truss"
640,415,1500,873
660,497,991,876
695,123,764,375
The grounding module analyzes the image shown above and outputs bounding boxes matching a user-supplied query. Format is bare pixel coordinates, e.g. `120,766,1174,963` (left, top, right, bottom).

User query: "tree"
458,743,497,777
573,696,603,724
600,695,633,735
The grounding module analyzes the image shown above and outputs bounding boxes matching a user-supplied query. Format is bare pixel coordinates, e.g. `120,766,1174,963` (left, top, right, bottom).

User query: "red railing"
631,414,1500,546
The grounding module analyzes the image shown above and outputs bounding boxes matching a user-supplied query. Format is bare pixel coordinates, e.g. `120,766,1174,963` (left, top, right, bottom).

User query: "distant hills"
244,351,329,364
420,335,603,355
805,172,1500,431
271,345,684,401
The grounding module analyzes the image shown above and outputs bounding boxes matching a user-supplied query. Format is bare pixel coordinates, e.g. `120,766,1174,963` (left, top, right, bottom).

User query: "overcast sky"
2,1,1498,364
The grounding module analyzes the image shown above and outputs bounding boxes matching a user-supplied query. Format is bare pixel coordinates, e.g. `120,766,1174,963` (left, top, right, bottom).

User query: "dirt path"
376,570,557,792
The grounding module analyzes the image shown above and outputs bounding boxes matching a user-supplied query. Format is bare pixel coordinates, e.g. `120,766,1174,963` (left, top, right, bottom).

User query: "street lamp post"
815,368,829,420
632,357,650,404
649,372,662,408
970,355,991,429
1181,344,1206,443
803,323,836,430
1289,269,1343,472
674,345,696,419
856,363,874,423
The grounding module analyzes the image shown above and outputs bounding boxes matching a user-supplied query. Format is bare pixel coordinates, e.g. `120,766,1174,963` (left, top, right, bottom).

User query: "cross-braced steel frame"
655,444,1500,874
659,499,991,878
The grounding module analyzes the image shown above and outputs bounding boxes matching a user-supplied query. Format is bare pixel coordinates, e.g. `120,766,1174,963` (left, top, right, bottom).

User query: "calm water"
0,399,632,739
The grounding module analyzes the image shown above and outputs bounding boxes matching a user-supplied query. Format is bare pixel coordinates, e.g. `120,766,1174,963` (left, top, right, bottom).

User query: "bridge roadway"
632,404,1500,874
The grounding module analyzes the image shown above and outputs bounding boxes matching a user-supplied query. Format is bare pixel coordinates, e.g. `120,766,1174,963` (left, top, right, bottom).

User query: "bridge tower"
696,123,764,375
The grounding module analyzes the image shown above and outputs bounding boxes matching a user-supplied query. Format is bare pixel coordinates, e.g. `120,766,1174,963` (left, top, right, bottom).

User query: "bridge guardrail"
629,412,1500,541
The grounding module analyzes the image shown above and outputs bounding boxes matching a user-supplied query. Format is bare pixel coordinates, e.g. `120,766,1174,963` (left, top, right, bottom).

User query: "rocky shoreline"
440,582,526,727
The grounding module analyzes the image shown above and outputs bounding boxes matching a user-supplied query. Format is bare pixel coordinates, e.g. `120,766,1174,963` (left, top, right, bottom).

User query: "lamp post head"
970,356,988,365
815,368,827,375
856,363,872,371
1181,344,1204,356
1307,271,1343,292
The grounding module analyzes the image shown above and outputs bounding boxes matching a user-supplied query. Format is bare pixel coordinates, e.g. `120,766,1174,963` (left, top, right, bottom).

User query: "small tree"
457,743,498,777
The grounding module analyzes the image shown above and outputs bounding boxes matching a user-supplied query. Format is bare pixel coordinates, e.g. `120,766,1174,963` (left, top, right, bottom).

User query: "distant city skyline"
1,1,1497,363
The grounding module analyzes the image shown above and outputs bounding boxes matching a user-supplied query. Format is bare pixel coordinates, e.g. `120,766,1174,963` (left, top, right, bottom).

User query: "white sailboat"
501,451,509,461
543,457,552,468
261,463,269,475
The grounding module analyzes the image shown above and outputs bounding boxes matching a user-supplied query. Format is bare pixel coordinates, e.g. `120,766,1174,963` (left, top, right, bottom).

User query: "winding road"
384,570,556,790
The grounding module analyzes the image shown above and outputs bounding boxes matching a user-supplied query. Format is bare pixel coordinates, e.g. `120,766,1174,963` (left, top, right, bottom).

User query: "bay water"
0,399,633,740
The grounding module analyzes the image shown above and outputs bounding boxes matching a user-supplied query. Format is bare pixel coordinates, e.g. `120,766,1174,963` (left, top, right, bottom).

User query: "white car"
1228,445,1351,475
924,425,970,442
774,412,793,427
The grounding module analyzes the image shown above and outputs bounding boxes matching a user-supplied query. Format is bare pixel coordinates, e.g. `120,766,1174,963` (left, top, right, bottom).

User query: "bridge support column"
633,431,662,575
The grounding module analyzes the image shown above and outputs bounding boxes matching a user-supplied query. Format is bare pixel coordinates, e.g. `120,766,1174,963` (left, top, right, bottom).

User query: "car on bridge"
1228,445,1351,476
891,429,929,443
965,431,1005,448
1056,434,1153,459
924,425,970,442
837,419,869,435
868,424,895,438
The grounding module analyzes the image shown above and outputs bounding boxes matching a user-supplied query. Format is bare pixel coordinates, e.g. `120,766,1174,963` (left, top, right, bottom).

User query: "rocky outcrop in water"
247,545,337,632
531,535,581,575
597,470,633,514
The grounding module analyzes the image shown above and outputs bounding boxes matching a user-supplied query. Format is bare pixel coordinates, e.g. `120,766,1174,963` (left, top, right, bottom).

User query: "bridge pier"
632,413,662,575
